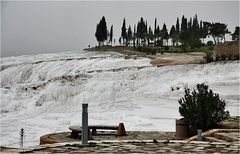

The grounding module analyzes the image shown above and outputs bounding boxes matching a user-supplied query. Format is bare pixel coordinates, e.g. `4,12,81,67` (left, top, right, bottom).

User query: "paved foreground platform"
1,117,239,153
1,140,240,153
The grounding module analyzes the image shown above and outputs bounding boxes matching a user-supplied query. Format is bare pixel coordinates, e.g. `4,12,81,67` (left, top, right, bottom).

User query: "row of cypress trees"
95,15,239,50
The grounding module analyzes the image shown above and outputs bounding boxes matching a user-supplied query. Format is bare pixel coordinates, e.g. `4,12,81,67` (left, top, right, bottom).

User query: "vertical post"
82,103,88,145
197,129,202,141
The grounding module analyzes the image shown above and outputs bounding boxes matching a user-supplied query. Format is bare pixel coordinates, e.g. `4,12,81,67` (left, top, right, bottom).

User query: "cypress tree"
145,20,148,45
180,15,188,51
176,17,180,34
121,18,127,46
199,20,203,43
154,18,157,46
181,15,188,31
127,25,132,46
154,18,157,35
170,25,176,46
101,16,107,43
95,16,107,46
155,25,160,46
140,17,145,40
133,25,136,47
137,21,140,46
175,17,180,46
162,23,169,46
170,25,176,36
188,17,193,32
136,17,147,46
192,14,199,32
148,26,154,46
190,14,201,48
95,23,101,46
145,20,148,34
110,25,113,46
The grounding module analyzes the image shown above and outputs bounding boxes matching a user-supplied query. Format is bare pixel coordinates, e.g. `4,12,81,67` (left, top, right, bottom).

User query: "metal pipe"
197,129,202,141
82,103,88,145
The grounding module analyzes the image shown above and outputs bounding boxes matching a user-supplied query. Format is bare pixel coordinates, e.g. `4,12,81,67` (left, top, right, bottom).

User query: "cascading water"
1,51,239,147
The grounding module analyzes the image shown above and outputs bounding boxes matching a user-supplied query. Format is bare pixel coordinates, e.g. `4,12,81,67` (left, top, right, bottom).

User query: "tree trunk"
212,36,217,44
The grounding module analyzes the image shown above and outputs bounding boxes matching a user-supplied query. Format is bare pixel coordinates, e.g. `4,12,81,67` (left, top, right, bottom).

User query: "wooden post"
91,128,97,136
117,123,127,136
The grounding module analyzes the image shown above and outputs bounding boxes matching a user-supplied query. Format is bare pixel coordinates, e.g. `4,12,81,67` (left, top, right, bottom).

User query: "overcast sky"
1,1,239,57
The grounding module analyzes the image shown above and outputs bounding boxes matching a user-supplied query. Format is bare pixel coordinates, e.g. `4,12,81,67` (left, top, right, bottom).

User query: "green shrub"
151,48,157,55
164,46,169,51
228,53,233,60
204,52,213,63
178,83,229,132
207,41,213,46
136,46,158,55
133,46,136,51
220,54,226,60
233,54,239,60
160,49,164,54
146,49,150,55
137,46,143,52
208,45,214,50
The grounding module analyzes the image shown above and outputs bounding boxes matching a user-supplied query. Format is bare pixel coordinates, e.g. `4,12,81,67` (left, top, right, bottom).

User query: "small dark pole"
82,103,88,145
197,129,202,141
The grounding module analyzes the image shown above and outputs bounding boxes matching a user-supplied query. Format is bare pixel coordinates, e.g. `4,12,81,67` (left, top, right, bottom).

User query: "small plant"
164,46,169,51
220,54,226,60
206,41,214,50
207,41,213,46
178,83,229,132
215,55,220,61
151,48,157,55
233,54,239,60
204,52,213,63
19,128,25,150
226,53,232,60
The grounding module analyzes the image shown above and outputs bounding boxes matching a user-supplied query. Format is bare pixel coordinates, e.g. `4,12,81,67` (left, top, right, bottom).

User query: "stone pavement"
1,116,239,153
186,129,240,143
2,140,240,153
